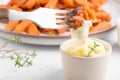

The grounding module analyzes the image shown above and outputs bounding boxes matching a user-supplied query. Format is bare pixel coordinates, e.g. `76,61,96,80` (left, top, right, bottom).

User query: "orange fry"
8,0,28,7
9,5,22,11
88,2,99,11
21,0,36,9
8,0,20,6
39,0,48,4
90,21,111,32
26,23,40,35
74,0,87,7
16,0,28,7
15,20,31,33
0,5,8,8
86,8,96,20
45,0,58,8
83,10,89,20
5,21,20,31
96,11,111,21
88,0,105,5
62,0,74,7
35,0,48,7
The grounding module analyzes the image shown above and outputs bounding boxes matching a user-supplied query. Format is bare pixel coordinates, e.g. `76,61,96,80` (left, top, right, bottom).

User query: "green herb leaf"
12,35,22,43
0,35,37,68
88,41,100,57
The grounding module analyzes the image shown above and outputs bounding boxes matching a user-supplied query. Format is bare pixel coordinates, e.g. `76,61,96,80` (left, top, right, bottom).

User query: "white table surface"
0,28,119,80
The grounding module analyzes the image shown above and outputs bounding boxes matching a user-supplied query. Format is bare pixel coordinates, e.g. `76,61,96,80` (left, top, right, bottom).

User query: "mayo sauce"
66,20,107,57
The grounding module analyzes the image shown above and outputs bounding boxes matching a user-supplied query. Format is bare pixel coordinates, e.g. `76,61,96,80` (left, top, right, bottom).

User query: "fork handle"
0,8,9,22
9,9,30,21
0,8,30,22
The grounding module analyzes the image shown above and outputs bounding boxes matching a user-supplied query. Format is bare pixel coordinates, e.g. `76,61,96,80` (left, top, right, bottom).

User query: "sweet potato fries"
0,0,111,36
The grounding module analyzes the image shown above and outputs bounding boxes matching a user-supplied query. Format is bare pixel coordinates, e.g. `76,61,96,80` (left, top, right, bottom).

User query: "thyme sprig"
0,35,37,68
87,41,100,57
1,35,22,49
14,51,37,68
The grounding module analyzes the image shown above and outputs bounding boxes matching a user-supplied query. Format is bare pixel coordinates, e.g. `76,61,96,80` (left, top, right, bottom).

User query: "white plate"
0,0,119,45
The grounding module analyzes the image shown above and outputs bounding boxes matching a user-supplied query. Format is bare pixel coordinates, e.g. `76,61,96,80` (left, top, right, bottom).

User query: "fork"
0,8,72,29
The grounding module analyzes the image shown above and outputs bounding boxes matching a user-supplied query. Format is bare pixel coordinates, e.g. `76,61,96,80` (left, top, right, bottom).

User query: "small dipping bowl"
60,38,112,80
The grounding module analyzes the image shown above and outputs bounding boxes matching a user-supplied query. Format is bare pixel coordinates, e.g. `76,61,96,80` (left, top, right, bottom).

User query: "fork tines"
55,10,72,14
55,10,72,29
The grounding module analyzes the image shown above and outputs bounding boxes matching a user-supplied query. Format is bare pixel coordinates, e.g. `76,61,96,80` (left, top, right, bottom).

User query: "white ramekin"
60,38,112,80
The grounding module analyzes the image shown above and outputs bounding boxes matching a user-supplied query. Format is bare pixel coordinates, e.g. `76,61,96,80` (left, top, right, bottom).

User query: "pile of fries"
0,0,111,36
